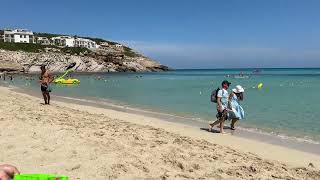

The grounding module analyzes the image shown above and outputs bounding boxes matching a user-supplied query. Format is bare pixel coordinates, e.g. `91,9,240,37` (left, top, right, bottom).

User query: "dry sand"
0,86,320,179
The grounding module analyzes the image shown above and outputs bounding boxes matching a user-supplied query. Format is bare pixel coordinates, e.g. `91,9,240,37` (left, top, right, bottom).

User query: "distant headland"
0,28,170,73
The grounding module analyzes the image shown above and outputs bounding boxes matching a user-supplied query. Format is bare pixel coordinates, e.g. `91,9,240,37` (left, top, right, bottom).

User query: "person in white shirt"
209,80,231,133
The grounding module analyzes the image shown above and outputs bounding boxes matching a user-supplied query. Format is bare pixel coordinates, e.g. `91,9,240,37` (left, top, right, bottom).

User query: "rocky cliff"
0,43,169,73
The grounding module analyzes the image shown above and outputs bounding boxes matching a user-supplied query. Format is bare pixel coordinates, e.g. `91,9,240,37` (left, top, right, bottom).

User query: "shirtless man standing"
39,65,53,105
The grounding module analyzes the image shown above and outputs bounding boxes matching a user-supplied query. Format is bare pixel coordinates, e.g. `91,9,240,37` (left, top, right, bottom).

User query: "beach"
0,86,320,179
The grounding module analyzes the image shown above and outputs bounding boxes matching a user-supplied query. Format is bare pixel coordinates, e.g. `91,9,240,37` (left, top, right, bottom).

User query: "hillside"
0,32,169,73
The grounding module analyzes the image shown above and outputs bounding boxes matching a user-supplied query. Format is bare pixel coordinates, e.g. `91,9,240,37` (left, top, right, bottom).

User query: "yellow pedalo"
53,69,80,85
54,78,80,85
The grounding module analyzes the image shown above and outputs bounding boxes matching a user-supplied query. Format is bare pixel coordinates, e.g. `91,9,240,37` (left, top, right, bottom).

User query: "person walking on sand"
209,80,231,133
228,85,245,130
39,65,53,105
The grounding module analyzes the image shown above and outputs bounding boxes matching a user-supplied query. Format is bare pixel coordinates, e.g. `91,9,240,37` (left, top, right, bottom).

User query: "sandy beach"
0,86,320,179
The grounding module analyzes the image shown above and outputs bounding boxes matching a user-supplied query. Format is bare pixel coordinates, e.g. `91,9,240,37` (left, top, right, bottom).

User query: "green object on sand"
14,174,68,180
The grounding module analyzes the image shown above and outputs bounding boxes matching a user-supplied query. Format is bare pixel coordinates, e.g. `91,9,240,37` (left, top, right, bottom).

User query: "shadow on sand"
200,126,233,133
200,128,221,133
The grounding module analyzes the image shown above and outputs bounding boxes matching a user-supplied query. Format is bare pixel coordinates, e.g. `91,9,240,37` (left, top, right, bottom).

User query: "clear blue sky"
1,0,320,68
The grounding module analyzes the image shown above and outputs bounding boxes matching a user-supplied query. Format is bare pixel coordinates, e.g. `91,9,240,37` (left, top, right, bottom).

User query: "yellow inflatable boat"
53,70,80,85
54,78,80,84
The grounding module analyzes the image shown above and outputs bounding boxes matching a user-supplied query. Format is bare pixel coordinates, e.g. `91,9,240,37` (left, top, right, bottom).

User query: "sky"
1,0,320,69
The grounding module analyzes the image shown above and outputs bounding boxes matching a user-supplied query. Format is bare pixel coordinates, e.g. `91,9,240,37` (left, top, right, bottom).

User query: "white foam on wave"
236,126,320,145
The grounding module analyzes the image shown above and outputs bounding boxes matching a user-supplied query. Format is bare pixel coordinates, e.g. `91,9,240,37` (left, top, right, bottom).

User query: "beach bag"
211,88,220,103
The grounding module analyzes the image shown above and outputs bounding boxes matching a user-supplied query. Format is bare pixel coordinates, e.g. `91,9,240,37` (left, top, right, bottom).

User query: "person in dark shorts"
39,65,53,105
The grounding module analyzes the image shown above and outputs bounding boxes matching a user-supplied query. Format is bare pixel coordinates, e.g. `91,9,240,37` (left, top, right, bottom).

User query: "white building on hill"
3,29,34,43
51,36,98,49
115,44,123,48
1,28,99,49
74,37,97,49
51,36,75,47
36,37,51,45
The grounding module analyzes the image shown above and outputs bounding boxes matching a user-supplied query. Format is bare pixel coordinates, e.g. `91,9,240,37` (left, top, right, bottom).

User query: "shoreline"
1,85,320,179
9,83,320,156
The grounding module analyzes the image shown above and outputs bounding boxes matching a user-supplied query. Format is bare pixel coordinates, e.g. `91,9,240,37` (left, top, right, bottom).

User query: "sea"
5,68,320,144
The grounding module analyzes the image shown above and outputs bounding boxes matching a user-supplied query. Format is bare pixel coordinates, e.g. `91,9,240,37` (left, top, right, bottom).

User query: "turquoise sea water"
8,68,320,142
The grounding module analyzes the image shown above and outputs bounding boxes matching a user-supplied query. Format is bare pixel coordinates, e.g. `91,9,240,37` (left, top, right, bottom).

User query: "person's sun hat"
232,85,244,93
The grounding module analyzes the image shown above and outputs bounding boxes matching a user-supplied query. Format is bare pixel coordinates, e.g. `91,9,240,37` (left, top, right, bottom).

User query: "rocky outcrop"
0,48,169,73
0,62,23,72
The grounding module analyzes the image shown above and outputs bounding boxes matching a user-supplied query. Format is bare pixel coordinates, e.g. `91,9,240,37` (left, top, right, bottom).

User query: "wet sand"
0,86,320,179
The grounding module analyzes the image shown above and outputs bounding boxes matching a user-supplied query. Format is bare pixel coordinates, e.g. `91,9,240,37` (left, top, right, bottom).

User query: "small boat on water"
53,69,80,85
233,75,250,79
54,78,80,84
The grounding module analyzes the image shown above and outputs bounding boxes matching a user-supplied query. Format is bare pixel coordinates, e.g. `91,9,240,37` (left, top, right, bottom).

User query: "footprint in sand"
6,144,15,150
66,164,81,171
69,150,78,158
94,131,105,137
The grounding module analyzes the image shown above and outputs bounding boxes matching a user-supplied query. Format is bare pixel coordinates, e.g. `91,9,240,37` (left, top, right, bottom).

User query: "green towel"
14,174,68,180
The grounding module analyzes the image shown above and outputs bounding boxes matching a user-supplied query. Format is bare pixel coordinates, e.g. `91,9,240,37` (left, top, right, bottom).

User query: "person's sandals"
208,124,213,132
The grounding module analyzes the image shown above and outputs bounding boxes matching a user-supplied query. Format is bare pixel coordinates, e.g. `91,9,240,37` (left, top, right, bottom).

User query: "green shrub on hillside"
34,32,65,39
123,46,140,57
61,47,90,55
0,42,55,53
79,36,117,45
0,42,91,55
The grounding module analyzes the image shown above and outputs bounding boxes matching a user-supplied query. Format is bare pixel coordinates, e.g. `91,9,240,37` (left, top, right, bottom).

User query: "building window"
20,35,23,38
